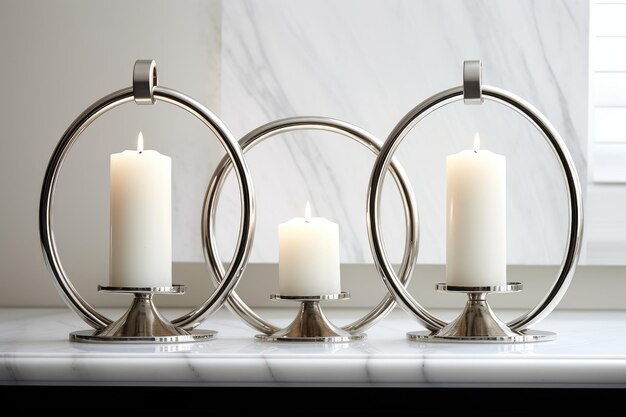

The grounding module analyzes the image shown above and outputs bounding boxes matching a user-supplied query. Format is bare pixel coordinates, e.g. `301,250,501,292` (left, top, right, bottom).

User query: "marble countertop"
1,307,625,387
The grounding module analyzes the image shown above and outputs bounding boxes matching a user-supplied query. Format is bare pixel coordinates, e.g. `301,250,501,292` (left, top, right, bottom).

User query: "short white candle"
278,202,341,296
446,133,506,287
109,132,172,288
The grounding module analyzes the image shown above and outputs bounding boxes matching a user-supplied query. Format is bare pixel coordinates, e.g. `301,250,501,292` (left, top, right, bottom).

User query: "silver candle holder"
367,60,583,343
201,117,420,341
71,286,215,343
407,283,554,343
255,292,365,342
39,60,256,343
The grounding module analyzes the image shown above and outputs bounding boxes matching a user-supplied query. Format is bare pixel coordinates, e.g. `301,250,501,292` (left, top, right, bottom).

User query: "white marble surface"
215,0,589,265
1,307,625,387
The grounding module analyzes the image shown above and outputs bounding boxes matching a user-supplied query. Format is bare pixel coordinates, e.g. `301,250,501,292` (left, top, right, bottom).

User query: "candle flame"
137,131,144,154
473,132,480,153
304,201,312,220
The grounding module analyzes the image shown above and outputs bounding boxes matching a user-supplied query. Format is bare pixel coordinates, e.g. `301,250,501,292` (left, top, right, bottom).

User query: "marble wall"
213,0,589,265
0,0,222,304
0,1,592,310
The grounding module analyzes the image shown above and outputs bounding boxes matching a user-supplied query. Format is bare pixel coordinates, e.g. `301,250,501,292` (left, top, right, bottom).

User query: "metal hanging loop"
463,60,483,104
133,59,158,105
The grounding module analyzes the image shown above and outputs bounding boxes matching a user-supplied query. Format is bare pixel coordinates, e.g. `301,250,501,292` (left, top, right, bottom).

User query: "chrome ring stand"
203,117,419,338
39,60,256,342
367,60,583,342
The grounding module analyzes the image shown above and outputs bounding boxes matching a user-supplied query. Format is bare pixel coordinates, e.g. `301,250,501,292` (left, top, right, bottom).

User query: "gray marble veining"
212,0,589,265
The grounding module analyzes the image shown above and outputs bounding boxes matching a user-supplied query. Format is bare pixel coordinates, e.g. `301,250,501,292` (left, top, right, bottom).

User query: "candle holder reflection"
70,285,216,344
407,283,555,343
255,292,366,343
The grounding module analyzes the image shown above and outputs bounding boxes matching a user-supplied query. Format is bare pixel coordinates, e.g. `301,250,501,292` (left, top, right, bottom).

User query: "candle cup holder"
70,285,216,343
407,283,555,343
255,292,366,343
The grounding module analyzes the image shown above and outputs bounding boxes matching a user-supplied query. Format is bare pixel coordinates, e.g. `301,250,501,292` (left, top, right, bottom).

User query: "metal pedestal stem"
255,293,366,343
408,283,555,343
70,286,215,344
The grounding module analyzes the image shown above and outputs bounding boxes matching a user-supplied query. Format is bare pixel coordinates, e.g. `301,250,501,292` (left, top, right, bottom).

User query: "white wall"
0,0,222,306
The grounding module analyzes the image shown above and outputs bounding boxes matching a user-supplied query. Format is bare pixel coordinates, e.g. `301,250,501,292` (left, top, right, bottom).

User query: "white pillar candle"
446,133,506,287
110,132,172,287
278,202,341,296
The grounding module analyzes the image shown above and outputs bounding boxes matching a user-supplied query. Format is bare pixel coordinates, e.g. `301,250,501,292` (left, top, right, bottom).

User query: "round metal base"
70,329,217,344
255,333,366,343
407,329,556,343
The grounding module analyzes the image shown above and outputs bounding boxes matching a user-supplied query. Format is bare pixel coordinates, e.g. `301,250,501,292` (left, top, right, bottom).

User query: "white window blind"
590,0,626,183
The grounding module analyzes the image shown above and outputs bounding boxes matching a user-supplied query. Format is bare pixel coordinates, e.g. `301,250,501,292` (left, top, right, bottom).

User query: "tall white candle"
278,202,341,296
446,133,506,287
110,132,172,287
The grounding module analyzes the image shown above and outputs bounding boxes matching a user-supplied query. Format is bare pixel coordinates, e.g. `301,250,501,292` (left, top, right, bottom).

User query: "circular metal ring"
204,117,418,335
367,85,583,332
39,86,255,331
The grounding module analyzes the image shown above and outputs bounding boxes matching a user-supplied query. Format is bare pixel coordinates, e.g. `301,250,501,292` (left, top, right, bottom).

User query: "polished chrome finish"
270,292,350,301
436,282,522,293
70,286,216,344
133,59,157,104
98,285,186,294
39,60,255,333
367,66,583,335
434,292,516,338
204,117,418,336
463,60,483,104
407,283,554,343
70,329,215,344
255,292,366,342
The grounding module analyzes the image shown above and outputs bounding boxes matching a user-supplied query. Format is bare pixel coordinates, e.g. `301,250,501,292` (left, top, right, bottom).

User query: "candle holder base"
70,285,216,344
407,283,555,343
255,292,366,343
